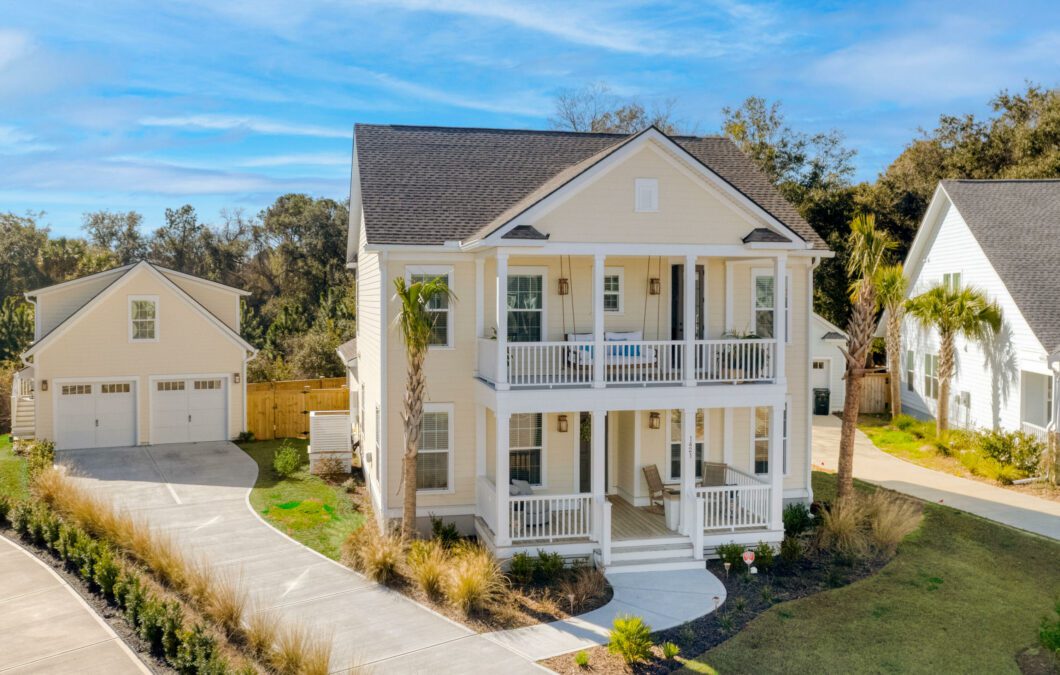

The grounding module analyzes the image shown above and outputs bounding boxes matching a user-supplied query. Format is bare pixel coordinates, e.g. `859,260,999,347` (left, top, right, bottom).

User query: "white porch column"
769,403,784,531
475,257,485,339
773,254,787,383
592,253,606,387
684,254,696,386
496,409,511,546
475,404,486,478
591,408,606,540
496,253,509,390
680,406,697,535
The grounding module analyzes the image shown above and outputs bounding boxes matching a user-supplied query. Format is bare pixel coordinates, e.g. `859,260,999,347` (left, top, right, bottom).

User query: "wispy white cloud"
138,114,349,139
0,124,54,154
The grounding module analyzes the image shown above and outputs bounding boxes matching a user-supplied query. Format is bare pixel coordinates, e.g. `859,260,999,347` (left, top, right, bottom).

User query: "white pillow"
606,330,642,342
567,332,594,342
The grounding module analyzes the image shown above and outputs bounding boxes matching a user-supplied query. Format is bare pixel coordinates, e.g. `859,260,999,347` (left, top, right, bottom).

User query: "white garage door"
812,359,830,389
152,377,227,444
55,382,136,450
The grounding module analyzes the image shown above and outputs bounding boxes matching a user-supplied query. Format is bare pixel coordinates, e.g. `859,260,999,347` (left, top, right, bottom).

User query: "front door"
578,412,608,493
671,264,705,340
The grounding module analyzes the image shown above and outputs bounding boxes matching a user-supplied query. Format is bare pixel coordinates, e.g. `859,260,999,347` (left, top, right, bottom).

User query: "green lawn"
0,435,29,503
238,438,365,560
686,471,1060,674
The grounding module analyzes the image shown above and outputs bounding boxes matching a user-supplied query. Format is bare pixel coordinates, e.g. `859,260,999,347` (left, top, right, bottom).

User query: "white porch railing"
508,493,593,543
476,476,498,535
1021,421,1049,444
13,368,33,398
604,340,684,384
507,341,594,387
694,466,772,531
477,338,499,384
694,339,775,383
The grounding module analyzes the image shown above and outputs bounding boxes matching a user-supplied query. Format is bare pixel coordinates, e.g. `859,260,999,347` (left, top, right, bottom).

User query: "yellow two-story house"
345,124,832,572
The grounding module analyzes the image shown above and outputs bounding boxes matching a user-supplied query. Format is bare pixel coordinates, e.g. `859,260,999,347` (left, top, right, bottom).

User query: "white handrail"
476,338,498,383
508,493,593,543
603,340,683,384
508,341,594,387
695,339,775,383
1021,421,1049,444
695,484,771,531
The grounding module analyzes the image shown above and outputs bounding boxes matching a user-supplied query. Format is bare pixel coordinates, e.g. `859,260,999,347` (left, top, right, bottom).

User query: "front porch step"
610,542,695,562
605,557,706,574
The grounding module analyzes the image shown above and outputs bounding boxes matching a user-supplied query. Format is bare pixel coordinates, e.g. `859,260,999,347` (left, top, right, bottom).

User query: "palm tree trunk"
401,345,427,538
886,312,902,421
837,366,864,499
937,331,954,441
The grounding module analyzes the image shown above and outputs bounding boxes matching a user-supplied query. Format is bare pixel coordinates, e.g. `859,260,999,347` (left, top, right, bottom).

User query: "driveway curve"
812,415,1060,541
58,441,544,674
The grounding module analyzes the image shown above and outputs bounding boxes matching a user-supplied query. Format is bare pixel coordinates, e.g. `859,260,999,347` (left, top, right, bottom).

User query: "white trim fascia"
24,264,134,298
416,402,456,496
128,294,160,343
365,241,463,252
745,241,804,250
482,243,825,258
52,376,141,448
805,261,815,502
25,262,256,358
385,250,474,262
379,250,389,516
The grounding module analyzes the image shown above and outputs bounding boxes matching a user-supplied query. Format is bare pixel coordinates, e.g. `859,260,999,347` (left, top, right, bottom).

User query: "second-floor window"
416,406,452,492
943,272,961,291
603,268,624,314
507,272,544,342
407,267,452,347
924,354,939,400
752,272,775,338
130,296,158,341
510,412,543,485
905,350,915,392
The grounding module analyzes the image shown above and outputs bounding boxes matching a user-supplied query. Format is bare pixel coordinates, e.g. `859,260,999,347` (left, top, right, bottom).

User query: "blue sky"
3,0,1058,236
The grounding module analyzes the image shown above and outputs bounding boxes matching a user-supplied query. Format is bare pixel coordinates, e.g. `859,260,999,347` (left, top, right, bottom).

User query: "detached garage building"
810,313,848,415
13,261,256,450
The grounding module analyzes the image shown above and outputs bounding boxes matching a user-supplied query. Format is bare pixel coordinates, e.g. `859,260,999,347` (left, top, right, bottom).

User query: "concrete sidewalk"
0,535,147,674
58,442,545,674
812,415,1060,540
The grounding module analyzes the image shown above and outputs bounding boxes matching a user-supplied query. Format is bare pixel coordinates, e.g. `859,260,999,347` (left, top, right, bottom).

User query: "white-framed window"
634,178,659,212
603,267,624,314
943,272,962,291
416,404,453,492
510,412,543,485
750,270,791,341
905,349,915,392
754,406,770,475
507,268,546,343
101,383,130,394
668,409,704,481
924,354,939,400
406,266,453,348
62,384,91,395
129,295,158,341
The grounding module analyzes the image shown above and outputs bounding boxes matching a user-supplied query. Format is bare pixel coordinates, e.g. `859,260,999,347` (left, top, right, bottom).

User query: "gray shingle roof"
743,228,792,243
502,225,549,240
336,338,357,364
941,179,1060,352
354,124,825,249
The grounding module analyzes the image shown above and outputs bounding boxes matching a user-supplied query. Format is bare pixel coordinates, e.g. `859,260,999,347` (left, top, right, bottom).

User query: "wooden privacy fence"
859,372,890,414
247,377,349,440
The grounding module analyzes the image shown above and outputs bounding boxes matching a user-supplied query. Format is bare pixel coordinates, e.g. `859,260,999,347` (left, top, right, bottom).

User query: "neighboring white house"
344,124,833,571
896,179,1060,444
811,313,847,414
11,261,257,450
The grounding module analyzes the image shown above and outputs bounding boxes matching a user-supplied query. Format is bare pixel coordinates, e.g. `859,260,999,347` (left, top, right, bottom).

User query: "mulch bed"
541,547,890,674
1,526,176,674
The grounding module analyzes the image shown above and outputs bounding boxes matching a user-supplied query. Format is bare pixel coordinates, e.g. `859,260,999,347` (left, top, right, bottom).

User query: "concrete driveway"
58,442,543,674
812,415,1060,541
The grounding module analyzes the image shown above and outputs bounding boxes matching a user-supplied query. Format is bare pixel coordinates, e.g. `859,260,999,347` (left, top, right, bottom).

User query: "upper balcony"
472,250,789,391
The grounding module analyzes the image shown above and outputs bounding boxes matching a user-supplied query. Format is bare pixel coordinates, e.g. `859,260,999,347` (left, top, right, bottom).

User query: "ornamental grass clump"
445,542,506,615
864,491,922,555
607,614,653,664
270,622,333,675
343,519,403,584
816,499,870,558
407,538,448,599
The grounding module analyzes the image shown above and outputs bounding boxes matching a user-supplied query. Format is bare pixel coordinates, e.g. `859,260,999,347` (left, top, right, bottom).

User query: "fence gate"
246,377,349,440
859,372,890,414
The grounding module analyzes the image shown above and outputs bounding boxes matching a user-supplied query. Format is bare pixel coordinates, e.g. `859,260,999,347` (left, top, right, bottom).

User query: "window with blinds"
416,409,451,491
509,412,543,485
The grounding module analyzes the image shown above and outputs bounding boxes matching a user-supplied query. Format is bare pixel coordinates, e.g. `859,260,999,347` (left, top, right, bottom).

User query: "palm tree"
393,276,456,537
906,283,1001,441
837,214,895,501
875,264,908,422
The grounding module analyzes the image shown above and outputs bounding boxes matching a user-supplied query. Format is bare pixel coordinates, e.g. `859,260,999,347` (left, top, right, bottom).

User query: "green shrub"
445,544,506,614
783,502,813,536
235,431,255,443
10,501,32,535
26,440,55,479
430,515,461,548
175,623,226,674
272,441,303,477
0,495,11,523
607,614,653,664
534,550,565,583
715,542,745,569
959,451,981,472
753,542,775,573
508,552,535,584
661,641,681,660
893,414,918,431
93,546,121,601
1040,600,1060,654
780,535,803,565
573,650,590,668
978,429,1043,475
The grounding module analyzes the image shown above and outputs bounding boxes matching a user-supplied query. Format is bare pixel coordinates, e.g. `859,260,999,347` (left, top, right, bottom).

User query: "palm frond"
393,276,457,351
875,264,907,313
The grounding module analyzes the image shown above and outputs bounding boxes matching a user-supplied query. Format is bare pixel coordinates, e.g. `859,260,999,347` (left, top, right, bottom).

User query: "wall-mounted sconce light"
648,411,661,429
41,379,48,392
558,278,570,295
557,414,569,433
649,277,661,295
233,372,241,384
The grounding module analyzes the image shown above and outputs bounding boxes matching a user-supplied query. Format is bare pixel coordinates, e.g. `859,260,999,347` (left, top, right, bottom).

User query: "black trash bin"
813,388,830,416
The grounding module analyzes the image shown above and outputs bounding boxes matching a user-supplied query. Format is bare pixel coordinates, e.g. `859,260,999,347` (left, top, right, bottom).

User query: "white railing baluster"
506,493,593,543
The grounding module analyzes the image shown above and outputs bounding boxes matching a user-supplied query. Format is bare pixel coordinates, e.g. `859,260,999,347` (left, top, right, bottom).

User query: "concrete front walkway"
58,442,544,674
812,415,1060,540
486,568,726,661
0,535,148,674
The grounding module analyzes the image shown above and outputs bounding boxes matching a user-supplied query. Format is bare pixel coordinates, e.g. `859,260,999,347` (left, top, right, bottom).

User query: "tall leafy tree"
0,297,34,364
0,212,49,301
149,204,208,275
906,284,1002,440
837,214,895,501
875,264,908,421
549,82,681,134
393,276,455,537
82,210,147,263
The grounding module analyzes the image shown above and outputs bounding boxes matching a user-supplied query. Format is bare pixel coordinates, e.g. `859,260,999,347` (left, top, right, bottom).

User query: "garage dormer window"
130,296,158,341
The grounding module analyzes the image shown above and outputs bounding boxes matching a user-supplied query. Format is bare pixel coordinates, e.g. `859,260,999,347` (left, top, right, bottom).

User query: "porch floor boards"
607,496,676,541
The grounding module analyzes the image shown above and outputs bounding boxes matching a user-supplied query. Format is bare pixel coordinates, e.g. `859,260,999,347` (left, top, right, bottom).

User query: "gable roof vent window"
635,178,659,212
